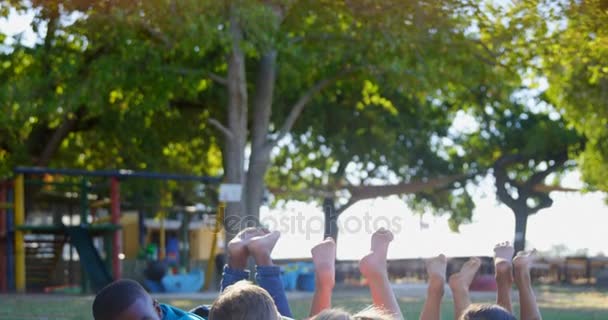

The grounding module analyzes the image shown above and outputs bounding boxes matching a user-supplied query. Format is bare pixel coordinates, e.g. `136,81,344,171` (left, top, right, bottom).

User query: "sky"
2,6,608,260
264,172,608,260
0,7,38,48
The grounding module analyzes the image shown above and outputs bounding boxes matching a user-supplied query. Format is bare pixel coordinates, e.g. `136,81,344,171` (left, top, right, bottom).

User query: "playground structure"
0,167,222,294
5,168,606,296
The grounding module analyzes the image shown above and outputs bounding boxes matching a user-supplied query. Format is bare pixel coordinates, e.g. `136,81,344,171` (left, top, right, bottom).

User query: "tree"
460,103,583,252
63,1,516,238
444,0,590,252
266,83,478,242
5,0,587,250
262,1,536,242
1,0,525,239
0,0,224,188
481,0,608,193
539,0,608,192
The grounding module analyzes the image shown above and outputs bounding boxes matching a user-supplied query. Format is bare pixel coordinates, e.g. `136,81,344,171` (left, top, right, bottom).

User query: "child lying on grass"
93,227,293,320
94,228,542,320
92,279,203,320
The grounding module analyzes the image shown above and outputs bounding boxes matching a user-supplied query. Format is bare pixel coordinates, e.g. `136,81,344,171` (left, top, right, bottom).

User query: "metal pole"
68,203,74,287
181,212,190,269
110,177,121,279
6,187,14,291
80,178,89,225
79,178,89,293
158,188,169,261
204,203,224,290
14,167,221,184
0,182,7,292
159,212,166,261
14,174,25,293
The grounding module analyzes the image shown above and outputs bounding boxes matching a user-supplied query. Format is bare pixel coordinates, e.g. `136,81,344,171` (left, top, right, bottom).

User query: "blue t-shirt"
161,304,205,320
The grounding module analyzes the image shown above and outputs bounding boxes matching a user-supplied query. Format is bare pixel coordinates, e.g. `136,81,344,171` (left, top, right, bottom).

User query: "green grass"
1,285,607,319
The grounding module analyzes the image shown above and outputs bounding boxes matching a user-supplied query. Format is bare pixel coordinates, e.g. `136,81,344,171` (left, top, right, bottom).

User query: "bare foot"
359,228,393,279
448,257,481,293
426,254,447,295
311,237,336,287
247,230,281,266
370,227,394,254
494,242,515,285
227,227,265,269
513,250,536,270
426,254,448,281
513,250,536,283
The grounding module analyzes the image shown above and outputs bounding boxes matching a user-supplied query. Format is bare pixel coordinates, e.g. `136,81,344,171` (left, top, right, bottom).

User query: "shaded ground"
1,284,607,319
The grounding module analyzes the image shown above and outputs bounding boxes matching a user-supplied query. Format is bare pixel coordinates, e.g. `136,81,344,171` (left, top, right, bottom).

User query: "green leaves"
531,0,608,190
0,0,225,181
357,80,397,115
2,0,605,232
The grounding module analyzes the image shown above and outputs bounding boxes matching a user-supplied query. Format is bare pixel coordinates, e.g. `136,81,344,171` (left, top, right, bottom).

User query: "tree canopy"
0,0,224,179
481,0,608,192
0,0,605,245
539,0,608,192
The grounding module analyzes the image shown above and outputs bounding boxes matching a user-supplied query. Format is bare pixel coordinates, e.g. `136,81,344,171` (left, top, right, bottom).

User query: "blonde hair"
209,280,280,320
460,304,516,320
314,306,394,320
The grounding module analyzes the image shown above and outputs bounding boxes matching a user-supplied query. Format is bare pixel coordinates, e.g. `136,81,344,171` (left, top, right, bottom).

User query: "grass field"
1,285,607,320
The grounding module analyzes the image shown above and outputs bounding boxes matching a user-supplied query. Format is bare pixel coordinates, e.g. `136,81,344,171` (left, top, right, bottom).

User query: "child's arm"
514,251,542,320
359,229,403,320
310,238,337,317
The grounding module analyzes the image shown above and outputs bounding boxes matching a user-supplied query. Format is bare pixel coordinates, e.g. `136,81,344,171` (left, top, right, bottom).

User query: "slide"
65,226,113,292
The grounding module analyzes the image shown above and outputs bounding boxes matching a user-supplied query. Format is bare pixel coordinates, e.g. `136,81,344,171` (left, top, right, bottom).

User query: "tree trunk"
35,109,85,167
244,51,277,222
323,197,339,243
493,154,563,255
243,151,270,223
513,211,529,254
222,7,335,240
223,11,248,241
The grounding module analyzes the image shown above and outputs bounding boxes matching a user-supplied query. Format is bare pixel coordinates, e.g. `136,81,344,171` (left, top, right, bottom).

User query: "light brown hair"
314,307,393,320
209,280,280,320
461,304,516,320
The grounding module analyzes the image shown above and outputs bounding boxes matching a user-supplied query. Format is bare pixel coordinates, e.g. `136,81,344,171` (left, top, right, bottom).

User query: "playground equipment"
0,180,12,292
1,173,117,293
162,269,205,293
129,207,225,293
65,226,114,291
0,167,222,293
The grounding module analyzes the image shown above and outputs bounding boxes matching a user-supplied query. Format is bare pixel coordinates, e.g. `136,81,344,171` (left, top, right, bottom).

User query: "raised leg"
359,228,403,320
248,230,293,318
448,257,481,320
514,250,542,320
419,254,447,320
494,242,515,313
221,227,265,291
310,237,336,317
